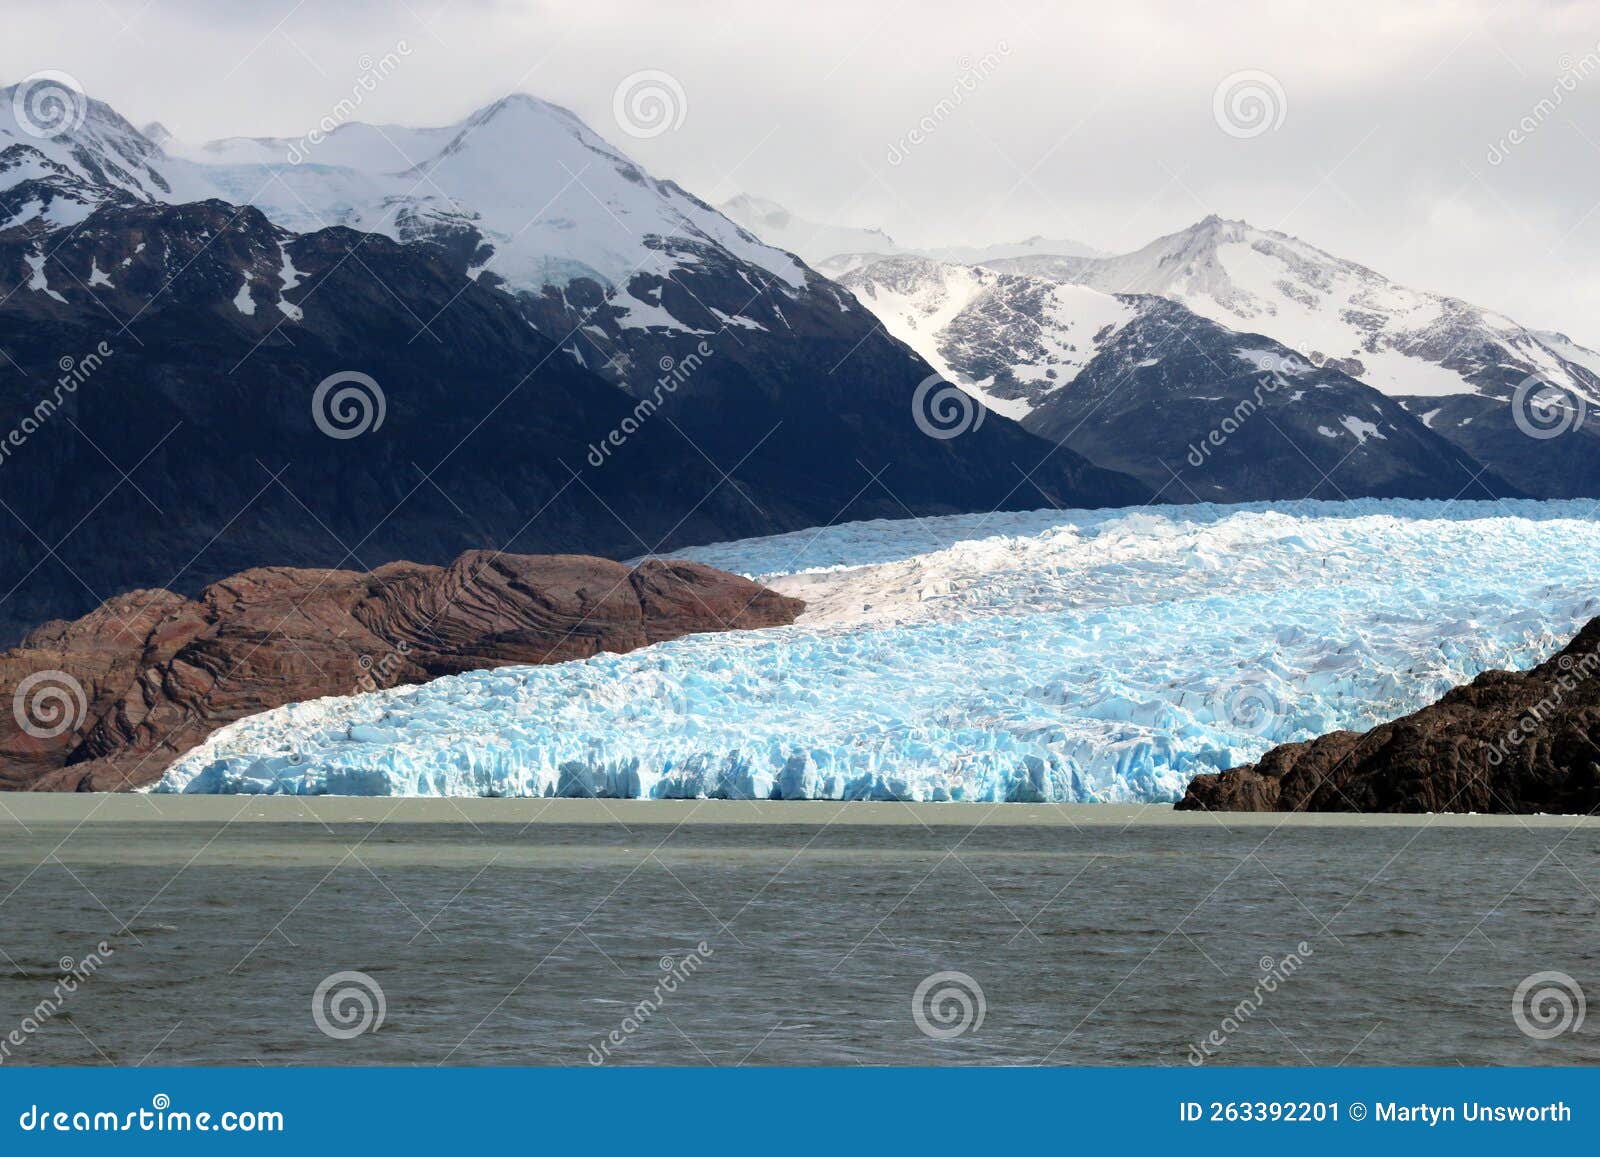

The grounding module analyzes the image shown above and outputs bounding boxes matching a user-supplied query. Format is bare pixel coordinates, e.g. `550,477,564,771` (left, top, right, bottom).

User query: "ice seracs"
157,500,1600,802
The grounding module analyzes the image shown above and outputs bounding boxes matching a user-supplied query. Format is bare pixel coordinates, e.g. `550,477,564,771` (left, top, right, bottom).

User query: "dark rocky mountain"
0,549,802,792
0,106,1143,641
1023,299,1518,503
512,250,1152,523
0,199,754,639
1395,387,1600,499
0,84,186,229
1178,615,1600,814
838,257,1514,503
990,216,1600,498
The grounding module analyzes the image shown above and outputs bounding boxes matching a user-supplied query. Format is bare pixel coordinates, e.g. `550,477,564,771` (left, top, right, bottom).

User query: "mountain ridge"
836,254,1519,504
0,85,1145,642
717,192,1104,277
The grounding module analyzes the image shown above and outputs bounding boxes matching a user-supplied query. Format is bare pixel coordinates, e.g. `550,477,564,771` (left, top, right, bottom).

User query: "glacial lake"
0,798,1596,1066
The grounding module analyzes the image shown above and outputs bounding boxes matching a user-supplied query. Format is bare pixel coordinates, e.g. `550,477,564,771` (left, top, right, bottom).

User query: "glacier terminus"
156,500,1600,802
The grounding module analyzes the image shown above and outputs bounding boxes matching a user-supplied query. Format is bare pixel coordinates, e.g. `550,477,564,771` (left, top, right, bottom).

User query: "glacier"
156,500,1600,803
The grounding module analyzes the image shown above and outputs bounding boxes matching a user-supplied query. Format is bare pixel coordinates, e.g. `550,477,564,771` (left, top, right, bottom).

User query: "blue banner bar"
3,1067,1596,1153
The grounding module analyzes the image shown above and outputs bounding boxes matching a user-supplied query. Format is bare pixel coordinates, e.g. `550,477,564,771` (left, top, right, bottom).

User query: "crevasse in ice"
155,500,1600,802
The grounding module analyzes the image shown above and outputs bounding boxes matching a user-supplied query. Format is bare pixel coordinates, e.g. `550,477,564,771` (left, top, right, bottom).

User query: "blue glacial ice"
155,500,1600,802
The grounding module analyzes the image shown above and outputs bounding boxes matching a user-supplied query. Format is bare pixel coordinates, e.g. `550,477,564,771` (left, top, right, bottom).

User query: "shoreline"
1,794,1597,826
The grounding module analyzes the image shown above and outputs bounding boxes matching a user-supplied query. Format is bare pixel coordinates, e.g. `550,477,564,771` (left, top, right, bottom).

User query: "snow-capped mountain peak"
1,86,809,299
719,192,899,268
0,83,218,228
1,84,167,195
138,121,176,152
837,255,1137,420
178,92,810,296
720,192,1104,276
1053,214,1396,318
833,245,1517,505
993,214,1600,406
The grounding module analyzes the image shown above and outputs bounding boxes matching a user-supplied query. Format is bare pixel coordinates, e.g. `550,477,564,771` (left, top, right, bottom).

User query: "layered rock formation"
1179,617,1600,813
0,551,803,792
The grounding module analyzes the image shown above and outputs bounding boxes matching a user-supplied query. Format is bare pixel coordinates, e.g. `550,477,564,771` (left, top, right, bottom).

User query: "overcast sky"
7,0,1600,340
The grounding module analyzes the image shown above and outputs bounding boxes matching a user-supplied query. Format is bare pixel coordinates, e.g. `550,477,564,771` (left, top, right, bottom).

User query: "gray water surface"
0,801,1596,1066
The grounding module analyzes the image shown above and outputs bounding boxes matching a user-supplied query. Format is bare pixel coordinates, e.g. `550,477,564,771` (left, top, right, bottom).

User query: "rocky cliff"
1179,617,1600,813
0,551,803,792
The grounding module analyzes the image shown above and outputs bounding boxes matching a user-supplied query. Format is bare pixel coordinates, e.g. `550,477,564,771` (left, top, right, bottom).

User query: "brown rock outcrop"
1178,617,1600,813
1,551,803,792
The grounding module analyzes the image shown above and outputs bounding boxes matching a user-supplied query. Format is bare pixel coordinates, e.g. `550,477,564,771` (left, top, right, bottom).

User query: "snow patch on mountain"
837,256,1139,418
273,241,304,321
837,258,990,374
993,215,1600,403
1234,347,1310,374
719,193,898,267
1339,415,1385,444
1,90,808,307
1532,329,1600,380
721,192,1103,274
0,84,217,216
23,249,64,301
